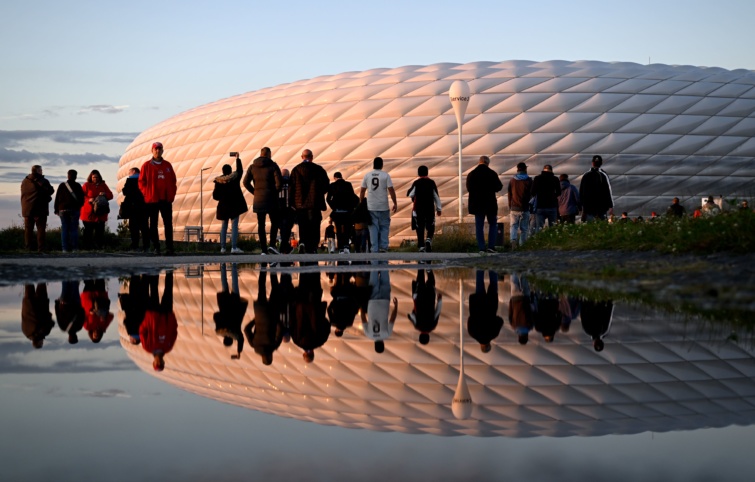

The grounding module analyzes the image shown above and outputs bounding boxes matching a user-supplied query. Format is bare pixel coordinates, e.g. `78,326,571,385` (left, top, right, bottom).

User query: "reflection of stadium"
117,60,755,243
119,268,755,437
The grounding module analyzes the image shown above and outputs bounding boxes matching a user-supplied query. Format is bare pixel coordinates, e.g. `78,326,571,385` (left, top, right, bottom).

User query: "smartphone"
229,152,239,157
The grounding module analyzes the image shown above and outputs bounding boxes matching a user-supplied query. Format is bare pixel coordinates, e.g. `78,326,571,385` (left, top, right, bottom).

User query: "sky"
2,0,754,228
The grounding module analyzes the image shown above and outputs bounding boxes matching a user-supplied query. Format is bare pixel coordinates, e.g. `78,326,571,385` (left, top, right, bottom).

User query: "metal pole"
200,167,210,242
449,80,470,226
458,124,463,224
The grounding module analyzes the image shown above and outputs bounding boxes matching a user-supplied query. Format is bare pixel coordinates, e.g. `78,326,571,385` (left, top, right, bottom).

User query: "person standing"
407,165,442,253
467,270,503,353
80,170,114,250
359,157,398,253
326,171,358,253
54,169,85,252
466,155,503,253
271,168,294,254
243,147,282,254
579,155,614,221
701,196,721,217
121,167,149,252
20,165,54,253
531,165,561,233
21,283,54,349
213,154,248,254
557,173,581,224
289,149,329,254
139,141,177,255
507,162,532,248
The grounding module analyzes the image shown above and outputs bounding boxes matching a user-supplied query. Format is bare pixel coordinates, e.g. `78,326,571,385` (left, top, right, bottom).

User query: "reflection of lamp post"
200,167,211,241
449,80,471,225
452,279,472,420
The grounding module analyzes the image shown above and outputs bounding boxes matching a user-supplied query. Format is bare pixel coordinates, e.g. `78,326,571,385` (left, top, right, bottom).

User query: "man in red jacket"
139,142,177,255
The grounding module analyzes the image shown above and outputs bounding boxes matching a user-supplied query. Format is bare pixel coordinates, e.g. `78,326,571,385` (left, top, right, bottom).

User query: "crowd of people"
19,146,750,254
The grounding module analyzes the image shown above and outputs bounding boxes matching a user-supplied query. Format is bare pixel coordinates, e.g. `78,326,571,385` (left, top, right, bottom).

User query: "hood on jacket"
214,171,240,184
514,173,530,181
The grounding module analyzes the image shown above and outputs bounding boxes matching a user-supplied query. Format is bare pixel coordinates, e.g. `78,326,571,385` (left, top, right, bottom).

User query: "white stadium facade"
117,60,755,244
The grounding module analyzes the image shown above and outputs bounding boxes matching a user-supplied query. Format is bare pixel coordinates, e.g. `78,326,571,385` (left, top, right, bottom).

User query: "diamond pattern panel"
118,61,755,242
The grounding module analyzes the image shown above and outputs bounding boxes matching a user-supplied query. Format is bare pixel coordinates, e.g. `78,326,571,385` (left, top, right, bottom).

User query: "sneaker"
152,249,161,255
486,248,497,254
220,247,226,254
267,246,280,255
340,248,350,254
378,248,387,253
298,243,306,254
425,238,432,253
231,247,244,254
479,250,486,255
419,246,426,253
260,252,267,256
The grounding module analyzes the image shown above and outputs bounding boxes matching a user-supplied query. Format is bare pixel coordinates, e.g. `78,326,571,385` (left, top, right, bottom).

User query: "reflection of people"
581,299,614,352
289,272,330,362
508,274,533,345
532,290,561,343
408,269,442,344
22,283,54,349
81,279,114,343
55,280,85,344
467,270,503,352
140,272,178,371
558,295,581,334
361,269,397,353
214,264,248,359
328,272,361,337
119,274,148,345
244,271,284,365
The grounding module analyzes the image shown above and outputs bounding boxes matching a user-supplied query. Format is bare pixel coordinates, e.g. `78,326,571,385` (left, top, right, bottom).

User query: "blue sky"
1,0,754,226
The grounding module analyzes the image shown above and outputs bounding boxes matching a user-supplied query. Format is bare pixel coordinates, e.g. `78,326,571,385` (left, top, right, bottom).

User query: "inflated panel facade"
117,60,755,243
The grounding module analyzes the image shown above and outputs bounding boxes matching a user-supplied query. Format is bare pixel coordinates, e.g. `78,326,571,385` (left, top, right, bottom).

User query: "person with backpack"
53,169,85,252
80,169,113,250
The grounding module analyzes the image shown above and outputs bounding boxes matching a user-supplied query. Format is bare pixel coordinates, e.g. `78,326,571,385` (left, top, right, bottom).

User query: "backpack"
93,194,110,215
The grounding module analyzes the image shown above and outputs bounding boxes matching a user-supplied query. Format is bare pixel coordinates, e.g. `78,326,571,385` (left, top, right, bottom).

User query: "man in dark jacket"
407,165,442,253
507,162,532,248
557,174,581,224
56,280,85,345
243,147,282,254
121,167,149,252
326,171,358,253
214,263,248,359
289,149,330,254
22,283,54,349
531,164,561,233
54,169,85,252
244,271,284,365
215,155,249,253
468,270,503,353
579,155,614,221
466,156,503,253
666,197,686,218
21,165,54,253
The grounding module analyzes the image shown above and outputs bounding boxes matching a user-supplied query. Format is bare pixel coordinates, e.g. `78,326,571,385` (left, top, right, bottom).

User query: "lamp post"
200,167,211,242
449,80,471,225
452,278,472,420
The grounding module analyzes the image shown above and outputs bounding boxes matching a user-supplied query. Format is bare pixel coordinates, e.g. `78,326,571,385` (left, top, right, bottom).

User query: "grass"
523,210,755,254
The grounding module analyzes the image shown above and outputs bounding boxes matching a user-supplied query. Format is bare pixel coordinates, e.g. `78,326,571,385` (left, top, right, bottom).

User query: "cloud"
79,388,131,399
77,105,130,115
0,130,138,149
0,147,120,169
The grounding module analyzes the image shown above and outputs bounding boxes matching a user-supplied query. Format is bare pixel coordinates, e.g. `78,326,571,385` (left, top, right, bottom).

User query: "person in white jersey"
359,157,398,253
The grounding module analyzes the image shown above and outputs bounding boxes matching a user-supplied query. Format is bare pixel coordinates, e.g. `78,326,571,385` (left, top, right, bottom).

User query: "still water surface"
2,263,754,481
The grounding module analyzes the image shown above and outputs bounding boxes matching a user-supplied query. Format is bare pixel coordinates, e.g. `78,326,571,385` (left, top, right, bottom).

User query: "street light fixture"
449,80,471,225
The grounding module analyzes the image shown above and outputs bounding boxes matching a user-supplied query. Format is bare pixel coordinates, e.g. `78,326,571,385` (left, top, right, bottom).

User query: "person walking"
54,169,84,252
579,155,613,221
557,173,581,224
407,165,442,253
20,165,54,253
139,141,177,255
213,154,248,253
360,157,398,253
531,165,561,233
289,149,329,254
466,155,503,253
507,162,532,248
121,167,149,252
243,147,282,254
326,171,358,253
80,170,113,250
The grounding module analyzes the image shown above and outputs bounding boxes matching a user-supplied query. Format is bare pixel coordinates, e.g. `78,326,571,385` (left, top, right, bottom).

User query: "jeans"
220,217,239,250
59,210,80,251
146,201,174,251
474,212,497,251
535,208,558,233
509,210,529,246
368,210,391,252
